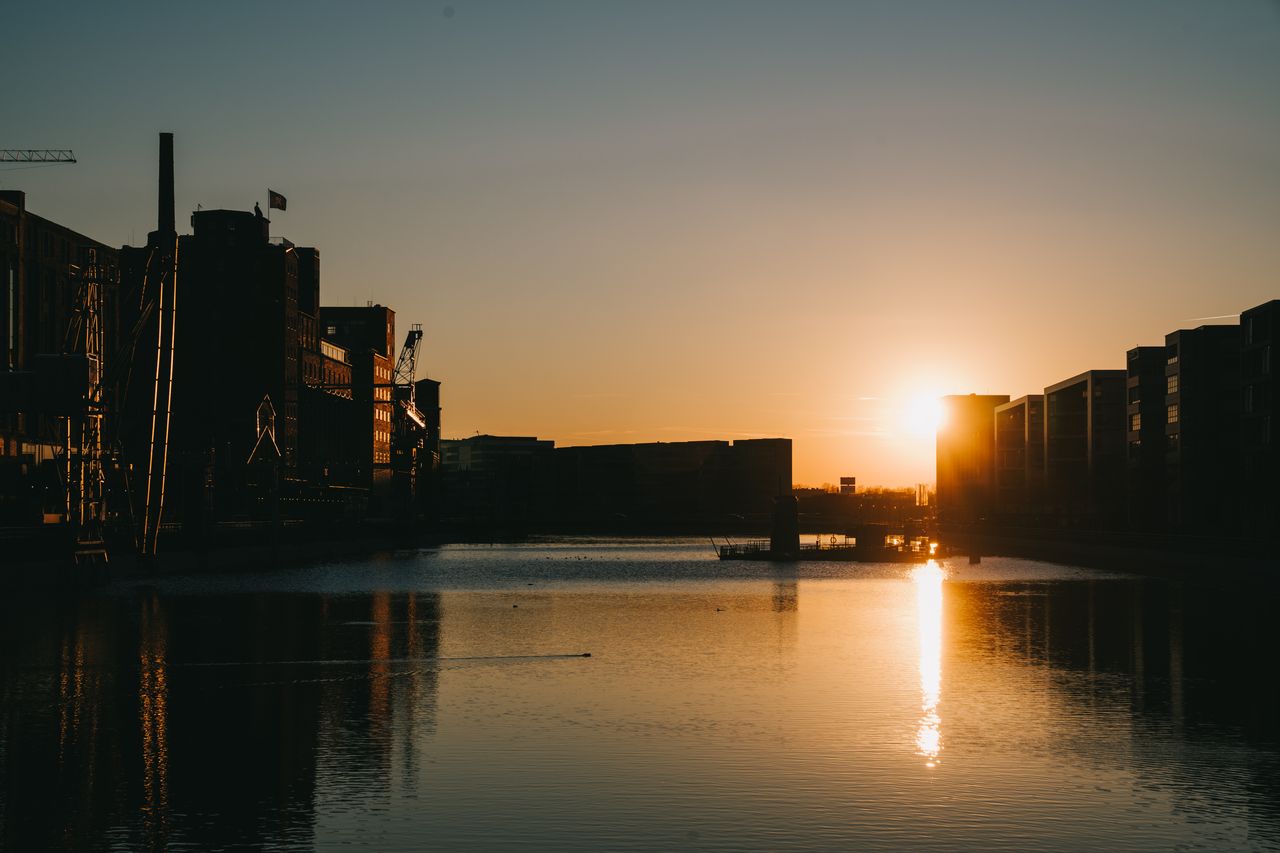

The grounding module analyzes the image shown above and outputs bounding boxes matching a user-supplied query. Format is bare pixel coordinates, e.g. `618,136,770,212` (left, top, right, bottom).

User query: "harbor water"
1,539,1277,851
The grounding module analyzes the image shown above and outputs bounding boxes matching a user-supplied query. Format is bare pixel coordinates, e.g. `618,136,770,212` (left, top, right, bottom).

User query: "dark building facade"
320,305,396,495
993,394,1044,521
440,435,556,526
553,438,792,528
296,247,323,392
1043,370,1126,529
1163,324,1241,533
937,394,1008,525
298,337,356,485
132,209,302,521
294,246,362,485
1241,300,1279,536
1125,346,1168,531
437,435,792,530
0,191,120,523
414,378,441,462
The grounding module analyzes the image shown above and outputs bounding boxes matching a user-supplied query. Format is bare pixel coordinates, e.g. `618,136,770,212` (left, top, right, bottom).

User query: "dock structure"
719,529,933,563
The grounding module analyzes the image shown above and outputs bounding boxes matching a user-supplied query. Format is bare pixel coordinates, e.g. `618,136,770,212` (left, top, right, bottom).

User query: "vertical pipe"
142,132,178,556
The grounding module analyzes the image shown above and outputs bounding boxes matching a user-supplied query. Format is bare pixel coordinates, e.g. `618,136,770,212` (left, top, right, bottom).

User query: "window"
1129,413,1141,432
1166,374,1179,395
1166,403,1179,424
1127,386,1140,404
1166,343,1179,365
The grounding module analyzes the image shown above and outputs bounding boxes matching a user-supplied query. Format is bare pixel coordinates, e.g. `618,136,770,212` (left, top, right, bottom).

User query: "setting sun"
900,394,945,436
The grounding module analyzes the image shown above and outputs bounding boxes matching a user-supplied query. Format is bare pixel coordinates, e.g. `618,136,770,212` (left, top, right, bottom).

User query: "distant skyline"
8,0,1280,485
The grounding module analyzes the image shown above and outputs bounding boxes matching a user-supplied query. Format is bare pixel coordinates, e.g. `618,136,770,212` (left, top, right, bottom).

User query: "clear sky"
7,0,1280,485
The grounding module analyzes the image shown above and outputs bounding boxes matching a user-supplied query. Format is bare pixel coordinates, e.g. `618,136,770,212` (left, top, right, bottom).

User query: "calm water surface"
1,539,1278,851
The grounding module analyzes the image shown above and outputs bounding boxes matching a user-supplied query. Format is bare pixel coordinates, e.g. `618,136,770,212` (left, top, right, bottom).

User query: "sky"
6,0,1280,486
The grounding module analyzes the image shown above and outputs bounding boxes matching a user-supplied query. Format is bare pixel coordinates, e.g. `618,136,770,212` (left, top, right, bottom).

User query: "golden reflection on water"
912,560,944,767
138,592,169,850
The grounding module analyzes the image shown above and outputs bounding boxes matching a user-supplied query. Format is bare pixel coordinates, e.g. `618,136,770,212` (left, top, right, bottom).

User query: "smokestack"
158,132,174,236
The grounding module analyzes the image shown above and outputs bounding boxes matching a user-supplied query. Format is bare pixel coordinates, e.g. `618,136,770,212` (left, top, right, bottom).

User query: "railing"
719,537,934,559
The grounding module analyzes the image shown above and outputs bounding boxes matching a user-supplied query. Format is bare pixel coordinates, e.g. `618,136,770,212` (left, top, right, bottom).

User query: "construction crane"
0,149,76,163
390,324,426,514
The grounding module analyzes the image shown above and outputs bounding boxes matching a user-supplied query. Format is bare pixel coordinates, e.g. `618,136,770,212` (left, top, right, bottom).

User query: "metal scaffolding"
62,249,111,563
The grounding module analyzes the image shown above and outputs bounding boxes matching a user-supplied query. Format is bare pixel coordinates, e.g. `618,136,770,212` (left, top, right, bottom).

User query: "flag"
268,189,287,211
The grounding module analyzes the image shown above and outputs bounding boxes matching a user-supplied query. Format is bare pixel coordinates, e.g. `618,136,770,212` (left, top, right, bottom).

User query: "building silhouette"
553,438,792,529
320,305,397,498
0,191,120,523
1125,346,1167,531
1240,300,1279,536
117,209,308,523
436,436,792,531
993,394,1044,521
937,394,1008,525
440,435,555,527
945,298,1277,542
1043,370,1126,528
2,194,434,535
1162,324,1241,533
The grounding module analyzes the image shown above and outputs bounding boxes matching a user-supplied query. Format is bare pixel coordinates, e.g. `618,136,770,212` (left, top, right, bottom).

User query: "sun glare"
900,394,944,436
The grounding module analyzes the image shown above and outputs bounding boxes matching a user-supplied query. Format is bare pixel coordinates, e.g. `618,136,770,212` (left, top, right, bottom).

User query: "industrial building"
0,190,120,525
320,305,397,497
554,438,792,528
149,208,305,522
436,436,793,531
439,435,556,527
1,135,440,560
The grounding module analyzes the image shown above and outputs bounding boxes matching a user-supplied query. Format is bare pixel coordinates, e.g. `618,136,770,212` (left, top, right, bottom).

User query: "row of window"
1128,373,1182,405
1131,387,1274,424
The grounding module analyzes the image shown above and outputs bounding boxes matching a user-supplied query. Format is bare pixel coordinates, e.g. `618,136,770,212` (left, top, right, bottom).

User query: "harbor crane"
390,324,427,512
0,149,77,163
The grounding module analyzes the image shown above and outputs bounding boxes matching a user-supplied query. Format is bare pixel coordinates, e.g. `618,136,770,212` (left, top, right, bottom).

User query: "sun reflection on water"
912,560,945,767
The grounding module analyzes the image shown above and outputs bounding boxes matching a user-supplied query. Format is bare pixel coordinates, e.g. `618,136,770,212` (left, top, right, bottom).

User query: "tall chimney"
158,132,174,236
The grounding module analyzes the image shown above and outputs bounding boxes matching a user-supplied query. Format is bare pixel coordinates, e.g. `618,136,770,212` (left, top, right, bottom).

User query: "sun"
900,394,945,436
